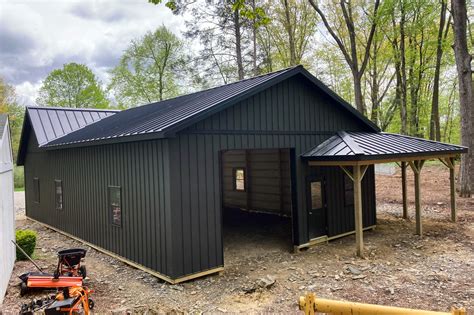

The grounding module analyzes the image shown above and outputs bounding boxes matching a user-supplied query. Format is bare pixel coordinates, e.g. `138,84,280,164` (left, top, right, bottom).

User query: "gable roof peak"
26,65,378,150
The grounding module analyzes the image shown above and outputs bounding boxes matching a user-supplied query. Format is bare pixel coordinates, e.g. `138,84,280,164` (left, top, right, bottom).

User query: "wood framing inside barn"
17,66,467,283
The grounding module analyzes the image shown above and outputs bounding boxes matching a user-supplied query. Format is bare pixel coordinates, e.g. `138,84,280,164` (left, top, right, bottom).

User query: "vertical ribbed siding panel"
166,76,377,278
188,135,200,274
24,135,172,278
24,76,376,280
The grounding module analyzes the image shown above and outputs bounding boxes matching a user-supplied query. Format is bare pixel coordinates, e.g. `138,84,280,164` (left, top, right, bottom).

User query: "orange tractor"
20,286,94,314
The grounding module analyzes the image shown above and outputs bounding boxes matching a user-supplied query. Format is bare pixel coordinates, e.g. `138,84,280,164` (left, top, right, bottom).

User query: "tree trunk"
452,0,473,197
369,41,379,124
353,72,365,114
308,0,379,116
283,0,296,66
251,0,258,75
430,0,447,141
233,8,244,80
399,2,408,134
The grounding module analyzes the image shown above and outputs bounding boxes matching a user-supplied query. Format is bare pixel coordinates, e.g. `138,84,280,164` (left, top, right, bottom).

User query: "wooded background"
1,0,473,194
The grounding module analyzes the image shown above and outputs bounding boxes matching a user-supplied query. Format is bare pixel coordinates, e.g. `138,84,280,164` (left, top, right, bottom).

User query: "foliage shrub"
16,229,36,261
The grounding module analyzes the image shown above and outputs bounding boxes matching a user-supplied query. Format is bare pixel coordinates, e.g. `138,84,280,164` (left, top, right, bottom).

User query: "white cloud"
15,81,42,106
0,0,186,105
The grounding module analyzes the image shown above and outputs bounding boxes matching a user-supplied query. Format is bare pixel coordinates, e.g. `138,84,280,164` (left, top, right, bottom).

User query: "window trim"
233,167,246,192
54,179,63,211
33,177,40,204
108,185,122,227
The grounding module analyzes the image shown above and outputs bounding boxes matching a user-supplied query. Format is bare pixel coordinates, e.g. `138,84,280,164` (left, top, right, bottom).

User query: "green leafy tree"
108,26,187,107
37,63,109,108
308,0,381,115
0,77,24,161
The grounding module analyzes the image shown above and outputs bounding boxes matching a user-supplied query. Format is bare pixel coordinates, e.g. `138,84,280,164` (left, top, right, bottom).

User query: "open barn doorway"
220,149,294,261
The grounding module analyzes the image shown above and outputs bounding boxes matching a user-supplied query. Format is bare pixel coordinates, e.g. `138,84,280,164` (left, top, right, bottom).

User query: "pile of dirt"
1,165,472,313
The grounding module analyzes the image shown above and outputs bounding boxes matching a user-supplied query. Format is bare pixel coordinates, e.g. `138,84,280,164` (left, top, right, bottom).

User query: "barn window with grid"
109,186,122,226
33,177,40,203
233,168,246,191
55,180,63,210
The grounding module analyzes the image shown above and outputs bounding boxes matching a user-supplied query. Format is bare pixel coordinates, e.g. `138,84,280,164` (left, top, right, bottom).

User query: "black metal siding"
23,75,377,281
306,166,376,237
167,76,375,278
24,133,175,277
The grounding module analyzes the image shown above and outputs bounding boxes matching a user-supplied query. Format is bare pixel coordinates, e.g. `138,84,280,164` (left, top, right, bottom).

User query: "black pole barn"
17,66,466,283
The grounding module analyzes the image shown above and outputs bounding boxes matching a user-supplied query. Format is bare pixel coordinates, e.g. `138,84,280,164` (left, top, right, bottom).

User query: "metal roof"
302,131,468,162
26,106,118,146
0,115,6,140
16,107,119,165
42,65,379,149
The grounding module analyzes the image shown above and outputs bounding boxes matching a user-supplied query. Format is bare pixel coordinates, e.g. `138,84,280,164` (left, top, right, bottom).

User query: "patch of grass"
14,166,24,190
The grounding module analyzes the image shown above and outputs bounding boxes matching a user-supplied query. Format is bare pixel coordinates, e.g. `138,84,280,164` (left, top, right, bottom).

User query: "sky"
0,0,186,106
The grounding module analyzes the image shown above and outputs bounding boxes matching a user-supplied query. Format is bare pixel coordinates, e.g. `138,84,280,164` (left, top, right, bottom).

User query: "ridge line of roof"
43,66,304,148
26,106,120,112
338,131,364,155
39,65,379,149
117,66,299,113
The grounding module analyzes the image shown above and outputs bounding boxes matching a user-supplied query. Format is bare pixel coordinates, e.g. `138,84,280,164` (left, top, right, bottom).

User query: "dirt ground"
1,164,473,314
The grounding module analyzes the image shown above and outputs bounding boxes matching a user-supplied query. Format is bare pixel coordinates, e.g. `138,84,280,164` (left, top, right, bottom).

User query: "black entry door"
307,178,327,239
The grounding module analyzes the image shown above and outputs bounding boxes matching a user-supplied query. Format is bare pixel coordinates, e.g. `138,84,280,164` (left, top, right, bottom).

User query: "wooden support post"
438,157,457,222
447,157,456,222
409,160,425,236
354,165,364,257
339,165,368,257
401,162,408,219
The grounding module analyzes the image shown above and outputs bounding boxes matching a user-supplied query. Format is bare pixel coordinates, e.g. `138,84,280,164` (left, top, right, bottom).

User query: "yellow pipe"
299,293,466,315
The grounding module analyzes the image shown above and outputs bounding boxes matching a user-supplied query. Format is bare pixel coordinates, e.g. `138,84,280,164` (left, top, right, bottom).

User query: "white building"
0,115,15,304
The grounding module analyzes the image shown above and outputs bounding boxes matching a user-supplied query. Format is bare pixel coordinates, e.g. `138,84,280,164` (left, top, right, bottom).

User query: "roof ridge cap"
27,106,120,112
338,131,365,155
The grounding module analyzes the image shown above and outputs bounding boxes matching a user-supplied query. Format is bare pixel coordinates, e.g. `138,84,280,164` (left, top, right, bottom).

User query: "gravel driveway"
14,191,25,217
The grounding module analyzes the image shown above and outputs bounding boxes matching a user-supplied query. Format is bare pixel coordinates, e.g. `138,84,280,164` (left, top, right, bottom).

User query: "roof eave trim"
301,149,467,162
43,131,168,150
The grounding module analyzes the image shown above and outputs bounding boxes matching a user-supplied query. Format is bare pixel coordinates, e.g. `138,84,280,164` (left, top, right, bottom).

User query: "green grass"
14,165,24,191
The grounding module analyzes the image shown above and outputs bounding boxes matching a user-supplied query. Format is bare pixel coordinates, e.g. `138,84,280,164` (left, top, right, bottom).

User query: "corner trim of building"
27,217,224,284
293,225,376,252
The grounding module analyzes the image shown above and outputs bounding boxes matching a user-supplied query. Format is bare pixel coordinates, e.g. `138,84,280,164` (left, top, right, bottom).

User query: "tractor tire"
88,298,94,310
20,282,28,296
79,265,87,279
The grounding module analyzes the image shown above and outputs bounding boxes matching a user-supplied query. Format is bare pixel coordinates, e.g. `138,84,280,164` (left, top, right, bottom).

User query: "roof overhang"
301,131,468,166
305,152,463,166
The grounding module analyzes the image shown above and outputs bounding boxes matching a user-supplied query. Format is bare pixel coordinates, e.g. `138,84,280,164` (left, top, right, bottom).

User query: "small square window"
109,186,122,226
233,168,246,191
33,177,40,203
55,180,63,211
